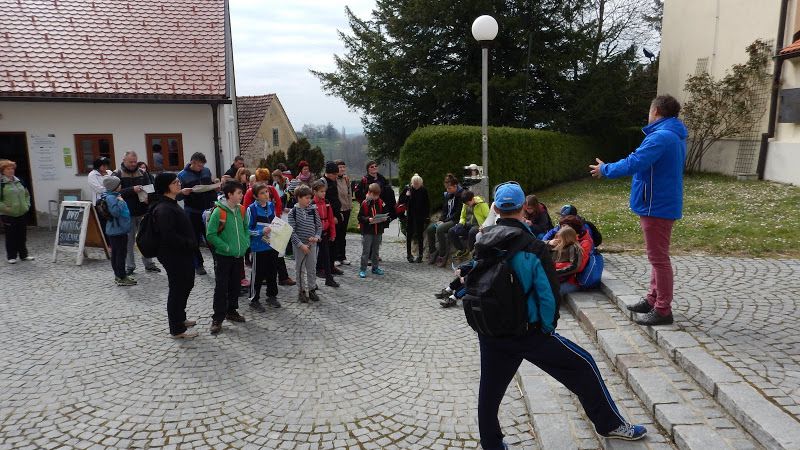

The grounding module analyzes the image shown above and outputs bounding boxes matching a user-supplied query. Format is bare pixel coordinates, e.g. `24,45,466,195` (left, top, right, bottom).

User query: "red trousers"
640,216,675,316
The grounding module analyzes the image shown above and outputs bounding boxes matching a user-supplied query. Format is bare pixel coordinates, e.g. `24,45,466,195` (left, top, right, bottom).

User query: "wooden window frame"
74,134,115,175
272,128,279,147
145,133,184,173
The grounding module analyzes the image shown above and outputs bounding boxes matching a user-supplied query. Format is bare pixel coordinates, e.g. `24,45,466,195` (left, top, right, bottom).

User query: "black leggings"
406,218,425,257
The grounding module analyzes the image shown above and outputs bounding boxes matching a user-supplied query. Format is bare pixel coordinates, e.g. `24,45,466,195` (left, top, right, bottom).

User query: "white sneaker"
334,260,342,267
22,256,35,261
7,258,18,264
340,259,351,266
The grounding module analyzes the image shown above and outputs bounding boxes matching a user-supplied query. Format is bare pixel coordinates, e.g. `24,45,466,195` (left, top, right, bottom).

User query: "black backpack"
584,219,602,247
136,204,160,258
462,226,538,338
95,196,111,221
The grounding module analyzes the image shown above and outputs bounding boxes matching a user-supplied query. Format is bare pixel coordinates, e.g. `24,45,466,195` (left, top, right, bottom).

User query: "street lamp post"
471,15,498,197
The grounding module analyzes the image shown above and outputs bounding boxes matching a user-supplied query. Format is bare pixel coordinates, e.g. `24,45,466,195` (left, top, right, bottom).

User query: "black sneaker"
266,297,282,308
627,298,654,313
308,289,321,302
635,309,674,326
145,265,161,273
407,255,415,263
434,289,452,299
415,256,423,263
440,297,457,308
325,277,340,288
249,300,266,312
210,321,222,335
298,291,309,303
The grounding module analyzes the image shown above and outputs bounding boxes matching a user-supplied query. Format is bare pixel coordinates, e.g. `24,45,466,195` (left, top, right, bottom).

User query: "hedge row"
398,125,641,213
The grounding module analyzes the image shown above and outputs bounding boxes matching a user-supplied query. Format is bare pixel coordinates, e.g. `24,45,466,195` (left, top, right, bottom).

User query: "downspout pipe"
757,0,791,179
211,102,222,179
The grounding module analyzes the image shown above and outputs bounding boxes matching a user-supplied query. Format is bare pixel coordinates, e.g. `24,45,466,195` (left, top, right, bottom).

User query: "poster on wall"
30,133,59,180
63,148,72,168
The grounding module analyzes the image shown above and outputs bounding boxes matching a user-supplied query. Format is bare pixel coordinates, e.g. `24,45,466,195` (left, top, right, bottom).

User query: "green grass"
536,173,800,258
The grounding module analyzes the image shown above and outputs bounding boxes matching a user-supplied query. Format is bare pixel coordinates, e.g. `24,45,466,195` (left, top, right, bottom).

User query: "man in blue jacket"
477,182,646,449
589,95,687,326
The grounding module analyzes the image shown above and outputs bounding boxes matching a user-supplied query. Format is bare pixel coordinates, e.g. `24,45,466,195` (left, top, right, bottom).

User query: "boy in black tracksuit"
152,172,198,338
475,182,646,449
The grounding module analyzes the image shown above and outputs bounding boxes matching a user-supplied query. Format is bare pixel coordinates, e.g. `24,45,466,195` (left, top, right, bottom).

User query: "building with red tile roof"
236,94,298,167
0,0,240,223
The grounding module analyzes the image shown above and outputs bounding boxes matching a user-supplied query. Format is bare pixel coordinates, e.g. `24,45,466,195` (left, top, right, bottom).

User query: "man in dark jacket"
424,173,463,267
152,172,198,339
177,152,218,275
590,95,687,326
223,155,245,179
113,150,159,275
321,161,344,275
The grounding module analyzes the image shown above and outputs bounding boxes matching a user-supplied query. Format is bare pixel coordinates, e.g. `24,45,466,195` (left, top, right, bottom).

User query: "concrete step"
600,270,800,450
516,310,675,449
563,288,762,450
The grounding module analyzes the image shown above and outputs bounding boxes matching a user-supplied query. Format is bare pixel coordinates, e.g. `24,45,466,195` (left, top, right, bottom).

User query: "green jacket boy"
206,200,250,257
459,195,489,228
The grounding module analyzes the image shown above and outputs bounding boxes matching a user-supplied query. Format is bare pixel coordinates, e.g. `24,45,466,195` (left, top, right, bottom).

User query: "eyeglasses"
368,165,377,169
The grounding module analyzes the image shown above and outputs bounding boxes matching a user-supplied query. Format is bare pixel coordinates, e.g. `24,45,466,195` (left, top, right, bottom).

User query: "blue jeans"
560,282,580,295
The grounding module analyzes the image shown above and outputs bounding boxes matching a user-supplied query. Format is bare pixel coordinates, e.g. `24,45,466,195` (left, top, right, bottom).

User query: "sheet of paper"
265,217,293,257
372,213,389,223
191,183,219,193
142,184,155,194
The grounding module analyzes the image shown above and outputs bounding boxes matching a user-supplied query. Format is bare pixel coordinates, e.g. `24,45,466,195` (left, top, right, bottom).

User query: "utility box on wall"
778,88,800,123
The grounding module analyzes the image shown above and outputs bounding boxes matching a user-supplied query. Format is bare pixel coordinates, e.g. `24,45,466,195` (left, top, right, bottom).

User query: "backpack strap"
217,207,227,234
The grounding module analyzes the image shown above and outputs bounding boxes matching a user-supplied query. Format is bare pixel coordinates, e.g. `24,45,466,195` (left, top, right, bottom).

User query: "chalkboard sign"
57,205,84,247
52,201,109,265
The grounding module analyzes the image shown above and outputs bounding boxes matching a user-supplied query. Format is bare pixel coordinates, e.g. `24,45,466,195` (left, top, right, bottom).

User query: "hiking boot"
249,300,266,312
183,320,197,328
436,256,447,268
440,296,457,308
407,255,415,263
627,298,654,313
266,296,282,308
602,423,647,441
308,289,321,302
145,265,161,273
172,330,198,339
225,311,246,323
434,289,452,299
116,276,137,286
298,291,310,303
415,256,423,263
325,276,340,288
210,321,222,335
196,266,207,275
635,309,673,326
124,275,137,283
331,267,344,275
280,277,297,286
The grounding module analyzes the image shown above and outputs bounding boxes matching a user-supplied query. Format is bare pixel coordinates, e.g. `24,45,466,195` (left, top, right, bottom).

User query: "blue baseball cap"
493,182,525,211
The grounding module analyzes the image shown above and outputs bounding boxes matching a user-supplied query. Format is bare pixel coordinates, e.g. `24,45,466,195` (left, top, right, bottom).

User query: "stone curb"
599,270,800,450
563,290,759,449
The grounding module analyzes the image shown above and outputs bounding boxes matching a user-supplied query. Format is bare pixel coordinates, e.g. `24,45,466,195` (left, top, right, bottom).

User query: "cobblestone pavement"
606,254,800,420
1,230,541,449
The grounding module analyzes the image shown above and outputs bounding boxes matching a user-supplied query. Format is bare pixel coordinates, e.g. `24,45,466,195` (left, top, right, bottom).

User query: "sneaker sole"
602,433,646,441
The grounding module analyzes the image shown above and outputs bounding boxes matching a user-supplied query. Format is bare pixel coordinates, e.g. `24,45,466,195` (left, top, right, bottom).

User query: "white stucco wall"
765,142,800,184
0,101,230,219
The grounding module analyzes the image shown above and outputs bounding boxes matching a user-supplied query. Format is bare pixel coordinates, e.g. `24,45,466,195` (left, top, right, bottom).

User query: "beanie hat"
154,172,178,195
103,176,121,192
325,161,338,174
560,204,578,217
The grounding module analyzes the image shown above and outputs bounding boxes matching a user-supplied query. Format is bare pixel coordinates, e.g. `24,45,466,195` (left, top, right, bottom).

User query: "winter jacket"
601,116,688,220
112,164,153,217
400,185,430,226
551,243,583,278
440,186,464,223
243,185,283,217
152,197,198,255
358,197,389,235
247,201,276,253
103,191,131,236
479,219,561,333
288,203,322,247
0,176,31,218
321,175,342,222
459,196,489,227
205,200,250,257
177,164,217,213
355,173,396,219
337,175,352,211
87,169,113,202
312,195,337,241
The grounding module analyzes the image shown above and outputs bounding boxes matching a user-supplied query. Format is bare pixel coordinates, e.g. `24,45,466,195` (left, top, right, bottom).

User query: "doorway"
0,132,36,225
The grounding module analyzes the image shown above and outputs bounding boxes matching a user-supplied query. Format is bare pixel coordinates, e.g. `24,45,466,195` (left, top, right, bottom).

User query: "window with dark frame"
74,134,115,174
145,134,184,173
272,128,279,147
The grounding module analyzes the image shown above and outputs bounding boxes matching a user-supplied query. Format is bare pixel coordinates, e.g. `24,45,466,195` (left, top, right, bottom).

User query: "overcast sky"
230,1,376,135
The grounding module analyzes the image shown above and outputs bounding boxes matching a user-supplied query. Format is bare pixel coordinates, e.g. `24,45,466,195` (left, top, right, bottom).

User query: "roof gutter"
0,96,231,105
757,0,791,179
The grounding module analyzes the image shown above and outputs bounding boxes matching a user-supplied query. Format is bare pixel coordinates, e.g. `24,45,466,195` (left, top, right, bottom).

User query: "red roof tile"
237,94,275,151
780,38,800,58
0,0,228,100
